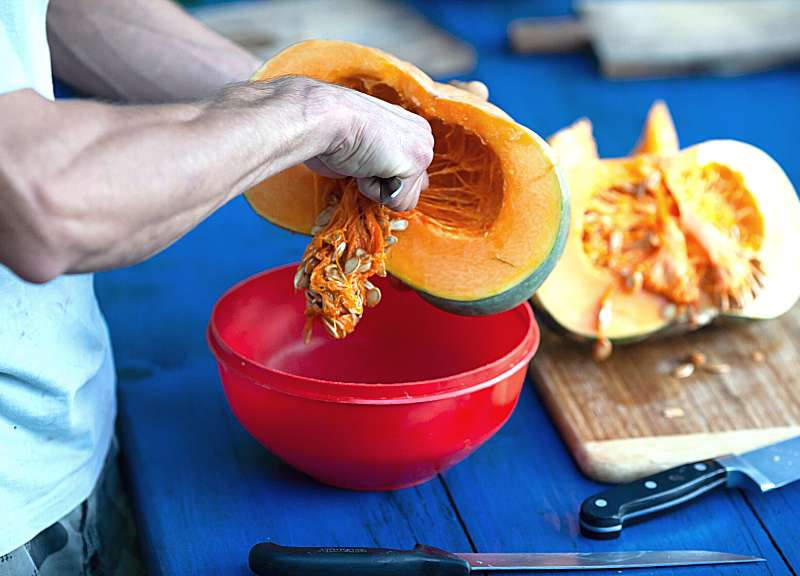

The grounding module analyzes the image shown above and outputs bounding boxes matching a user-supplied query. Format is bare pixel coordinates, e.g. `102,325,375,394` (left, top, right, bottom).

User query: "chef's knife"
248,543,762,575
581,434,800,539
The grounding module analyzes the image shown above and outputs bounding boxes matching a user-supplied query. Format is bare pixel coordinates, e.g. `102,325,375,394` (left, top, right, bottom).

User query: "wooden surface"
531,304,800,483
190,0,476,77
72,0,800,574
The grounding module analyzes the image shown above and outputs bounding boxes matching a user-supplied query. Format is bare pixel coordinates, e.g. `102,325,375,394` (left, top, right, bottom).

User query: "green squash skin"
414,170,571,317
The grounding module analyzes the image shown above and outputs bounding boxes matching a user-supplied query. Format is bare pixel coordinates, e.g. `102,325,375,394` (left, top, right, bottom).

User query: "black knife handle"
580,459,728,539
249,543,471,576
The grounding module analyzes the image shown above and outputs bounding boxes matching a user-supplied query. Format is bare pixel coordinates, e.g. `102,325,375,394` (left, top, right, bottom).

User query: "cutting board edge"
574,426,800,483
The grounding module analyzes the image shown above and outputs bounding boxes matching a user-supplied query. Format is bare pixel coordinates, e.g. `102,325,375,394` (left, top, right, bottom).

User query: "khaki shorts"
0,439,145,576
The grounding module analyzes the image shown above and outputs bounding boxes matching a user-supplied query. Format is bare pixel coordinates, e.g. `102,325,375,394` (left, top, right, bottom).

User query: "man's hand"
303,84,433,212
0,76,434,282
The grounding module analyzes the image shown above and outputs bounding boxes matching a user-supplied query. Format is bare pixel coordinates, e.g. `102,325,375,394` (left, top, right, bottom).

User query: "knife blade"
581,434,800,539
248,543,763,575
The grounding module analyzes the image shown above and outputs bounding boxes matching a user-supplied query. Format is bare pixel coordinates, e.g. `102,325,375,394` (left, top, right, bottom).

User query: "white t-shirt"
0,0,116,555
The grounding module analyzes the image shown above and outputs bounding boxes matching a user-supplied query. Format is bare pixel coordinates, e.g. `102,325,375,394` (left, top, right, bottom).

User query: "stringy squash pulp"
538,102,800,360
246,40,568,341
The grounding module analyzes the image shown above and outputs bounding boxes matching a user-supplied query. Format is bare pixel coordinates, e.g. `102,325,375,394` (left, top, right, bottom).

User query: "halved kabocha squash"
245,40,568,340
536,101,800,359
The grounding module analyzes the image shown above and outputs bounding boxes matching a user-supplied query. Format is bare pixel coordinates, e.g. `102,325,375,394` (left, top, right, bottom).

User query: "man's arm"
0,77,432,283
47,0,261,101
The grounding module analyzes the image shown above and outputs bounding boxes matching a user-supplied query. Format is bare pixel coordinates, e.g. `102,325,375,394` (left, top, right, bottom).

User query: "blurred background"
82,0,800,377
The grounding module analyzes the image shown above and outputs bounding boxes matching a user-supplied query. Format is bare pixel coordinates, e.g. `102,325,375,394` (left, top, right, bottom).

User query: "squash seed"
608,230,623,254
624,270,643,293
390,219,409,231
385,235,398,247
704,363,731,375
592,338,612,362
315,208,333,227
672,362,695,379
357,261,372,274
310,225,323,235
660,302,677,320
335,241,347,260
343,257,360,275
662,406,685,419
355,248,367,258
293,268,309,290
366,286,382,308
689,351,707,366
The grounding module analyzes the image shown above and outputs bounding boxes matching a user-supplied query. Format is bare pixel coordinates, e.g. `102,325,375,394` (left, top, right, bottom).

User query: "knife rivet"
594,498,608,508
644,480,658,489
693,463,708,472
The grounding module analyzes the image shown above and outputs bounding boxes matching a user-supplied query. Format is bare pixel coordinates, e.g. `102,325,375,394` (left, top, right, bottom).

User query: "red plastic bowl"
208,263,539,491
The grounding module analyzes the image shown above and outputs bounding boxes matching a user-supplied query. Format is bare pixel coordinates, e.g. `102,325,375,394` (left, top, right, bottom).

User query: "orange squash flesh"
537,102,800,359
246,40,567,339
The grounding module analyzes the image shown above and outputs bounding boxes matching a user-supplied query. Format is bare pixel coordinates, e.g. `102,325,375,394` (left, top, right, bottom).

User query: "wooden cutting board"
529,303,800,483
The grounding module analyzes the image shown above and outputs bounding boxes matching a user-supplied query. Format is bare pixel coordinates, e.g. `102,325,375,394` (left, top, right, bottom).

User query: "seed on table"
672,362,695,379
315,207,333,227
390,219,409,231
662,406,685,419
366,286,382,307
704,363,731,375
593,338,613,362
343,257,360,275
751,350,766,363
689,351,706,366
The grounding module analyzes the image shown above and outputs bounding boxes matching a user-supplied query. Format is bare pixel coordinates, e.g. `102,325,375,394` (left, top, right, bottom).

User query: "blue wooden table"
91,1,800,574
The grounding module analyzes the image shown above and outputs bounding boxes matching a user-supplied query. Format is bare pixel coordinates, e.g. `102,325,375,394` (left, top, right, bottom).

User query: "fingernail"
378,177,403,204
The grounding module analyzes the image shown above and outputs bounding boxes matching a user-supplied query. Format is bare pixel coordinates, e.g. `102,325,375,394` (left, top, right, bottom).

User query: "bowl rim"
207,263,540,404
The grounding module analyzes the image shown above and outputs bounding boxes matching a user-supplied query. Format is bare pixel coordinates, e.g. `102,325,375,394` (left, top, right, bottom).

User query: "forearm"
0,80,328,281
47,0,261,102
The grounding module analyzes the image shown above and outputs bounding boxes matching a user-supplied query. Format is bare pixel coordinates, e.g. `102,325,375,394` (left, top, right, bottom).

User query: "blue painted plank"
116,357,472,575
442,382,791,576
744,488,800,572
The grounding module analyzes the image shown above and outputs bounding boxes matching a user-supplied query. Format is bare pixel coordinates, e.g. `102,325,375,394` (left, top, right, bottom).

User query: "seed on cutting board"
366,286,382,308
343,257,360,275
751,350,766,363
592,338,613,362
662,406,685,419
390,218,409,231
704,362,731,375
689,351,707,366
672,362,695,379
